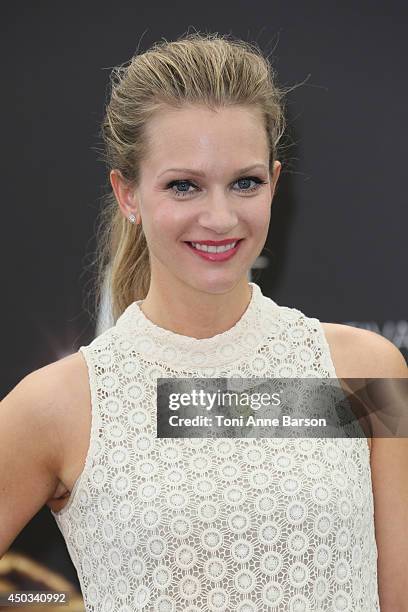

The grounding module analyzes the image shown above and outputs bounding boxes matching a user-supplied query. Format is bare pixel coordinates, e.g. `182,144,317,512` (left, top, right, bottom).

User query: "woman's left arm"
364,334,408,611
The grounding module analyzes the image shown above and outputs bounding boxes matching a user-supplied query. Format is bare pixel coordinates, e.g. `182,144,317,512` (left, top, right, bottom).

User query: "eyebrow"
158,163,268,178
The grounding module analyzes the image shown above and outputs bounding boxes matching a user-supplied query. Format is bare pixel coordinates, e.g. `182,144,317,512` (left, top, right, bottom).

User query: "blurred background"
1,0,407,604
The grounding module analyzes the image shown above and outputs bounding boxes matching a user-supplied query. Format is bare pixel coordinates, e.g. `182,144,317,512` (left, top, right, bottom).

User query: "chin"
179,273,248,296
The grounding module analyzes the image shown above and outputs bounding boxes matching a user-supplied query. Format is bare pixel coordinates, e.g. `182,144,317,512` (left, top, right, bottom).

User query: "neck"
139,277,253,339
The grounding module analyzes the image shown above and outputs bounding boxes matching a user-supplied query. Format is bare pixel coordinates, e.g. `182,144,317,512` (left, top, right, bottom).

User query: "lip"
184,239,243,262
185,238,242,246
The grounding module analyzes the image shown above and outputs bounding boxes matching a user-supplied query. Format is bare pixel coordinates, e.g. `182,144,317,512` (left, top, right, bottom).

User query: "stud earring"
128,213,136,224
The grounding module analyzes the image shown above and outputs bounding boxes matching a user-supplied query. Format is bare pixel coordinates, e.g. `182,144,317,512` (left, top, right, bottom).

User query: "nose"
197,193,239,235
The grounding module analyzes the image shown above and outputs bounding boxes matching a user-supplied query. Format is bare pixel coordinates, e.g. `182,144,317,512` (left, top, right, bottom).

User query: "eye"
165,176,268,198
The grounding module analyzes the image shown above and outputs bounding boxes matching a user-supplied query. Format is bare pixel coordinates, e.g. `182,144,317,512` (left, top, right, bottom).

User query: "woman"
1,32,407,611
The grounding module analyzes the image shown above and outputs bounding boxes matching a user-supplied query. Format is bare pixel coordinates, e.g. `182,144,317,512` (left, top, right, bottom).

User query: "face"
111,104,281,297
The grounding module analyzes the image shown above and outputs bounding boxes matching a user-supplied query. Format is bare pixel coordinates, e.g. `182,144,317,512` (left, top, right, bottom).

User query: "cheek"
244,200,271,234
144,203,189,246
158,200,201,231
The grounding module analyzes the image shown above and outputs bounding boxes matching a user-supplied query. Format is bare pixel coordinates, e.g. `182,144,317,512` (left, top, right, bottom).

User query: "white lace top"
51,282,380,611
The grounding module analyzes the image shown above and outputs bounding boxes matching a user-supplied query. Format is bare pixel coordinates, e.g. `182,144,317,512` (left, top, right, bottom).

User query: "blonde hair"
90,31,290,324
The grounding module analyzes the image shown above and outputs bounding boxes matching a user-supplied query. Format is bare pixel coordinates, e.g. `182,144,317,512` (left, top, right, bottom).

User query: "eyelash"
165,176,268,198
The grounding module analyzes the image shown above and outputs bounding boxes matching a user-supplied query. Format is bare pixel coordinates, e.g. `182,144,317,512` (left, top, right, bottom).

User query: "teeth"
191,241,237,253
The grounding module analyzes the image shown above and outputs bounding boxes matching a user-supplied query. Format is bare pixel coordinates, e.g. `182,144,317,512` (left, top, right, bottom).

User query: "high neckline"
115,282,277,369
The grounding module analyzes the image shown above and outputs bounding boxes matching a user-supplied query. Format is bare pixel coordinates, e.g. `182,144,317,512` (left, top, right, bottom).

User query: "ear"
270,161,282,198
110,169,141,224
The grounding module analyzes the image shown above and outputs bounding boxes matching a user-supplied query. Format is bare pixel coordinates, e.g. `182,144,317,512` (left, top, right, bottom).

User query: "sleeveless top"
50,282,380,612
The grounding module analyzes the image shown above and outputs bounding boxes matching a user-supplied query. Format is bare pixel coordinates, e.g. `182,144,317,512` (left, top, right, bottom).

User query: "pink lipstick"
184,238,243,262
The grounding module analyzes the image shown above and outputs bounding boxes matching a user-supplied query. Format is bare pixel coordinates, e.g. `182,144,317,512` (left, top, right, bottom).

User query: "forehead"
142,105,269,176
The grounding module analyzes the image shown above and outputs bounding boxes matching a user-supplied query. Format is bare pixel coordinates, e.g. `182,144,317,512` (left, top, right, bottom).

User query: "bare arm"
0,366,65,558
364,334,408,612
325,324,408,610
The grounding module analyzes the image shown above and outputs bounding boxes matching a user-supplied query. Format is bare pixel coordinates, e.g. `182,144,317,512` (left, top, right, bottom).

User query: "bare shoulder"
5,351,91,500
20,351,90,428
321,322,407,378
3,351,88,426
321,324,407,455
36,350,89,396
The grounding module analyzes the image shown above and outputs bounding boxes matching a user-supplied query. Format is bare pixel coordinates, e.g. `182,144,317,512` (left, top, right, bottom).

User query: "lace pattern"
51,283,379,611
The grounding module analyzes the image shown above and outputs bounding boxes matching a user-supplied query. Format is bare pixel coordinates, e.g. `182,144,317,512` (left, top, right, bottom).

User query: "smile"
184,239,243,261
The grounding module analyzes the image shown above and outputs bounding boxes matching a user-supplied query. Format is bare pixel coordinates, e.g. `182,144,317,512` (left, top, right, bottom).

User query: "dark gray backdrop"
1,0,406,588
